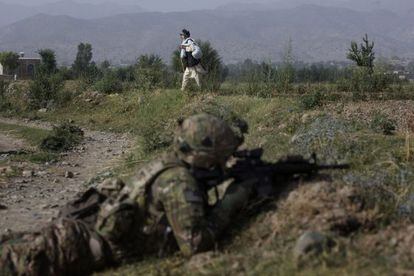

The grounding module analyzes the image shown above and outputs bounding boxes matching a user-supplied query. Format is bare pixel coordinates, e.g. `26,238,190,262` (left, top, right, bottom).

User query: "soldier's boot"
209,179,256,234
0,219,112,276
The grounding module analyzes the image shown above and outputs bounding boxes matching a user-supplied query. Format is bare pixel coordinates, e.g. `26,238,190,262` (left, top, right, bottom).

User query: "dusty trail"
0,117,134,232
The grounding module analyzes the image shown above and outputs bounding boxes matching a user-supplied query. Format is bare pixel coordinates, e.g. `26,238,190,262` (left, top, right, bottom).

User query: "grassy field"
1,85,414,275
0,122,58,164
0,122,50,146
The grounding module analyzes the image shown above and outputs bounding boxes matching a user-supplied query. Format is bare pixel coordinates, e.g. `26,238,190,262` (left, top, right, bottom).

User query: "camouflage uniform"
0,114,255,276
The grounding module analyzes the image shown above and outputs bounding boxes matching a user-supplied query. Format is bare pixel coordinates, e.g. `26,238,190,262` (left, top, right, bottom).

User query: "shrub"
94,71,123,94
300,91,324,110
116,65,136,82
0,80,10,110
28,72,65,109
135,55,168,91
139,120,173,153
370,112,396,135
40,122,84,152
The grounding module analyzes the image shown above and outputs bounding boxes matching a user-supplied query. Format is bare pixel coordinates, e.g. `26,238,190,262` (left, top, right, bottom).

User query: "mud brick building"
0,52,40,80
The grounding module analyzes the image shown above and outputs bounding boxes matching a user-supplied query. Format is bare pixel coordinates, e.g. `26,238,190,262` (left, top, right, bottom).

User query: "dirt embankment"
326,100,414,132
0,117,134,232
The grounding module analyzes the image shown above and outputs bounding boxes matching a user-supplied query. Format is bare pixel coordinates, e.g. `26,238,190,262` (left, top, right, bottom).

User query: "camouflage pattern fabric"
0,219,111,276
0,114,254,275
149,166,256,256
0,163,255,275
174,114,243,169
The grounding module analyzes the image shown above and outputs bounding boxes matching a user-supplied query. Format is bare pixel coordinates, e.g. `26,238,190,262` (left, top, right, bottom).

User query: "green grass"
0,122,51,146
0,122,57,164
2,84,414,275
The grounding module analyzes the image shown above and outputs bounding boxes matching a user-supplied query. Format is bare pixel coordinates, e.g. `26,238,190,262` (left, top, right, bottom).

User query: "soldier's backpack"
58,154,185,228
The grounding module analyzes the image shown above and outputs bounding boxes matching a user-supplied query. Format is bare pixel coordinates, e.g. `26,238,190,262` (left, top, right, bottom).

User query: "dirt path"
0,117,134,232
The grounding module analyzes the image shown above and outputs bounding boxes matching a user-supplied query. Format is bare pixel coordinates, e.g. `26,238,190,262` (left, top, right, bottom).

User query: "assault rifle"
228,148,349,196
192,148,349,197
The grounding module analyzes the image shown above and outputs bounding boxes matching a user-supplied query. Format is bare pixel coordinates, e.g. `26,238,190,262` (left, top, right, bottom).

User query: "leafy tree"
135,54,168,90
72,43,93,77
94,71,123,94
347,34,375,73
38,49,57,75
408,61,414,75
277,38,295,92
100,60,111,71
0,52,19,75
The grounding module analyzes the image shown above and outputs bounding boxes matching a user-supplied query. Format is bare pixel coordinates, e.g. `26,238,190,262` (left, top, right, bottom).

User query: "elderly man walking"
180,29,206,91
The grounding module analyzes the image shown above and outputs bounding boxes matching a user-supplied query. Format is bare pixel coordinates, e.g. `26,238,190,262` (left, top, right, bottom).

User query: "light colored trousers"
181,65,204,91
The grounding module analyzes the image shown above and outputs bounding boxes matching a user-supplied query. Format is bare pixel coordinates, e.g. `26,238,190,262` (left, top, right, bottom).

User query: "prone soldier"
0,114,257,275
0,113,348,276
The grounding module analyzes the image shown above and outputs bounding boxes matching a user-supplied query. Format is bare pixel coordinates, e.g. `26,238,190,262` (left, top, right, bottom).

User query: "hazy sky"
0,0,281,11
0,0,400,13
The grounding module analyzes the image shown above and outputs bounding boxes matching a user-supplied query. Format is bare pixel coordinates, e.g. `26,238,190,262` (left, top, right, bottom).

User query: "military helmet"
174,114,243,169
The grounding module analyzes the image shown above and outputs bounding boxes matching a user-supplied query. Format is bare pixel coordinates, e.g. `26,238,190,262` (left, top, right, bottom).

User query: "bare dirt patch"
0,133,28,154
0,117,134,232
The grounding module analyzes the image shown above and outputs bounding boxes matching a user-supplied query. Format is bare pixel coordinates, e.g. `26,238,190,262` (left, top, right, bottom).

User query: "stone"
38,108,47,113
37,171,48,177
0,166,13,174
294,231,335,261
22,170,34,177
65,171,74,178
0,204,7,210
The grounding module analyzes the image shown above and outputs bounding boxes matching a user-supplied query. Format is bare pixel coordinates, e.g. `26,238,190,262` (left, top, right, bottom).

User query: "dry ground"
0,117,134,232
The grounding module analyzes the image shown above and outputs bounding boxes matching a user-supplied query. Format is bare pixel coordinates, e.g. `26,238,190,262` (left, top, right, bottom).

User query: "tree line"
1,34,413,111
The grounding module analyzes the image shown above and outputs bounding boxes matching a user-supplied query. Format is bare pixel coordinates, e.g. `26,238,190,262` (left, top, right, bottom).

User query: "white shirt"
180,38,195,59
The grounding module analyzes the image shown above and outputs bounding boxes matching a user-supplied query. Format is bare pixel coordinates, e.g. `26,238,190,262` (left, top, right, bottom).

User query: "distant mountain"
0,6,413,64
218,0,414,15
0,3,36,27
35,0,144,19
0,1,144,27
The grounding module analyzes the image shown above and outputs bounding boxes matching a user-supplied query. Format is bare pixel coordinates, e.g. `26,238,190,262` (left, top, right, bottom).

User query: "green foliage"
300,91,324,110
135,54,168,91
100,60,111,71
72,43,93,74
94,71,123,94
0,122,51,146
347,34,375,73
116,65,136,82
40,122,84,152
336,67,395,95
38,49,57,75
58,66,75,80
72,43,100,82
277,38,295,92
0,51,19,74
0,80,10,110
370,112,396,135
28,71,65,109
199,40,227,91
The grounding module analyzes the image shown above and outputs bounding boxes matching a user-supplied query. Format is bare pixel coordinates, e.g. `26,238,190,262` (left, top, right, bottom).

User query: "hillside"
0,5,413,64
0,0,144,27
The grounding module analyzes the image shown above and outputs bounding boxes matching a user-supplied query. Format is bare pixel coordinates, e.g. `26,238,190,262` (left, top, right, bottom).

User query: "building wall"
17,58,40,79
